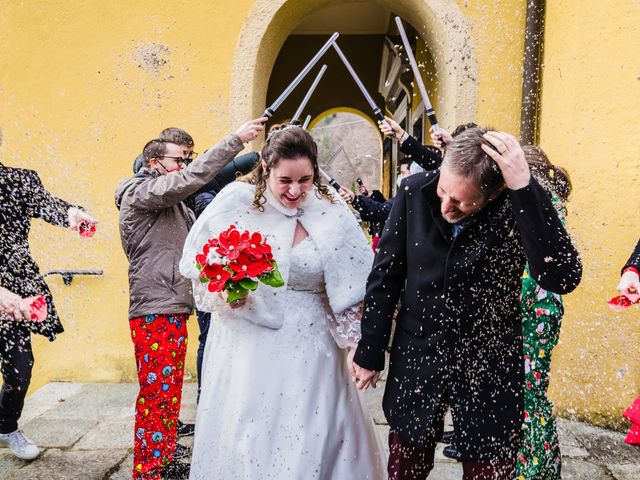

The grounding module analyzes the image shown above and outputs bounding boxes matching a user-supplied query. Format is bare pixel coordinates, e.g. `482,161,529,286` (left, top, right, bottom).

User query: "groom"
352,128,582,479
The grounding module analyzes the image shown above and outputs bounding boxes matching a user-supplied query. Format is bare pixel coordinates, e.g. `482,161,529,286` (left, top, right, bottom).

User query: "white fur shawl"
179,181,374,329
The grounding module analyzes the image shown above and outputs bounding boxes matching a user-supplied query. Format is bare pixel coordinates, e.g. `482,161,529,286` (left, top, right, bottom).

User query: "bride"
180,124,386,479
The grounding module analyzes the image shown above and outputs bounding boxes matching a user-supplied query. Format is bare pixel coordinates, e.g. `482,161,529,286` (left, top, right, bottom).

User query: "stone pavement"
1,382,639,479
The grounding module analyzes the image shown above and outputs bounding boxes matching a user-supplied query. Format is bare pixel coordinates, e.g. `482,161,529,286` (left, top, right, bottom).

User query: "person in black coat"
0,154,95,459
351,127,582,479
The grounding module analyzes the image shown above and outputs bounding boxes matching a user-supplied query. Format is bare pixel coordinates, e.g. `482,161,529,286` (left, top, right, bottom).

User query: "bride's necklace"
264,186,308,219
284,207,304,218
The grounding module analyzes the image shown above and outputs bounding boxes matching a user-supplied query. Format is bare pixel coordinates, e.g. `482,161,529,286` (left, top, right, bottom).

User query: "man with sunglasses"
115,117,265,480
133,127,261,412
141,129,198,441
133,127,197,175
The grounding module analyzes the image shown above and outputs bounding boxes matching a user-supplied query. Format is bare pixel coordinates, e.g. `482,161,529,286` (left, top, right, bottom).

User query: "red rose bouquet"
195,225,284,303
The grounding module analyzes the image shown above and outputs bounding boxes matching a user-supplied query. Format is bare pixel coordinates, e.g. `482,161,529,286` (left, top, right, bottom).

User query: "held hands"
481,131,531,190
236,117,268,143
351,358,381,391
378,116,404,141
429,126,453,149
338,187,356,204
617,270,640,299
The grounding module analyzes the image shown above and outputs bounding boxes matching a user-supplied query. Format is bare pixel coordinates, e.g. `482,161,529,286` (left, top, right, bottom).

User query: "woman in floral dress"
517,146,573,480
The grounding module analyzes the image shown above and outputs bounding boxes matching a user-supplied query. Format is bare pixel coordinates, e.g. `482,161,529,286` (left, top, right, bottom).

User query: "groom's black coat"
353,170,582,460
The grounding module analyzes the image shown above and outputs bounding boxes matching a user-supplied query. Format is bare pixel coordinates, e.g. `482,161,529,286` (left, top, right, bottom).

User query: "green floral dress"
516,199,564,480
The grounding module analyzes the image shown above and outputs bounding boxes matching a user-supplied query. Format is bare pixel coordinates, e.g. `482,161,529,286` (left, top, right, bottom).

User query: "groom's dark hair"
442,126,505,197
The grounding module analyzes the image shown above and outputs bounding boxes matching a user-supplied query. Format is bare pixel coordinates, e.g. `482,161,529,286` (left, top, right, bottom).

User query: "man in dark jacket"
0,136,96,460
114,117,264,480
352,127,582,479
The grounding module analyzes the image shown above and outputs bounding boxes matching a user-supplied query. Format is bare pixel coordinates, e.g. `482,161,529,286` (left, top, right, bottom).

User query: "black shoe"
176,419,195,438
173,443,192,460
440,430,455,444
161,460,190,480
442,445,463,461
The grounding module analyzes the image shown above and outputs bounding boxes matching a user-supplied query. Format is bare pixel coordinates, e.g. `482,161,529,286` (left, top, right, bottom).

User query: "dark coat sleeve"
624,238,640,272
352,195,394,225
25,170,75,227
509,178,582,294
194,191,217,219
353,186,408,371
399,135,443,170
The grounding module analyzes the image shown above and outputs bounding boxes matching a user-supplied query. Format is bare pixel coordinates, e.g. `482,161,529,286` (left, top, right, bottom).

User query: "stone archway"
229,0,477,134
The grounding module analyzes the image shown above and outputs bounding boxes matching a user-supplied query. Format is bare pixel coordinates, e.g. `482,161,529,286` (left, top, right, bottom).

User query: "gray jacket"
115,133,244,319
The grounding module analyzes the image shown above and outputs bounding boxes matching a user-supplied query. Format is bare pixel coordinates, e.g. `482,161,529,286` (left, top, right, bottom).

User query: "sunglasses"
159,155,193,166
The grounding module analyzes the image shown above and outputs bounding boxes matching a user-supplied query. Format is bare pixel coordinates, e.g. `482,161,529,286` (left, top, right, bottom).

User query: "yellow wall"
458,0,527,132
412,36,439,139
540,1,640,428
0,0,526,388
410,1,526,137
0,1,254,390
3,0,635,428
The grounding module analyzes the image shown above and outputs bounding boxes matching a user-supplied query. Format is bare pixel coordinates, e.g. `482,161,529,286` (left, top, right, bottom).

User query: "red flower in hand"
243,231,273,259
194,225,283,303
196,244,210,266
608,295,634,311
229,252,274,281
201,263,231,292
215,225,244,261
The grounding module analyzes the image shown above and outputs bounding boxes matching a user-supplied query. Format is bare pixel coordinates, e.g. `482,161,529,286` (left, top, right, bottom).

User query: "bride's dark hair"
240,122,334,210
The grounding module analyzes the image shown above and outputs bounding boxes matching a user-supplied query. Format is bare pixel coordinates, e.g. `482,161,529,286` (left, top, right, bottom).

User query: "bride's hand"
353,361,380,391
347,347,357,382
220,290,248,309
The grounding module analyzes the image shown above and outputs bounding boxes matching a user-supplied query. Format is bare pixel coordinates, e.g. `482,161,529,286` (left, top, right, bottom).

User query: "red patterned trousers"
129,314,188,480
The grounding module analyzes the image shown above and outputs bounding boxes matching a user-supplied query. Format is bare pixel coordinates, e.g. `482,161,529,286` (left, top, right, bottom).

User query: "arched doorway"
229,0,477,133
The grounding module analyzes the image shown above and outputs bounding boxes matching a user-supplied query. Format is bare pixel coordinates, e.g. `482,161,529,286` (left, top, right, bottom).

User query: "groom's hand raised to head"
352,361,380,391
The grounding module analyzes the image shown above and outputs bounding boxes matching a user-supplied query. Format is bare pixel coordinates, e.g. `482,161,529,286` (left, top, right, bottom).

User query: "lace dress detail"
331,304,362,348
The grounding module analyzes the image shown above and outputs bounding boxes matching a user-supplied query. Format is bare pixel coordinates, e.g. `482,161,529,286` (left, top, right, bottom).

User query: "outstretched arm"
129,118,265,211
352,195,393,225
26,170,76,227
378,115,443,170
24,169,97,233
399,135,443,171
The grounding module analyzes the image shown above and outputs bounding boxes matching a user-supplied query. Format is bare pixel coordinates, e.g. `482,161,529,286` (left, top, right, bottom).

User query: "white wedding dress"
189,235,386,479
